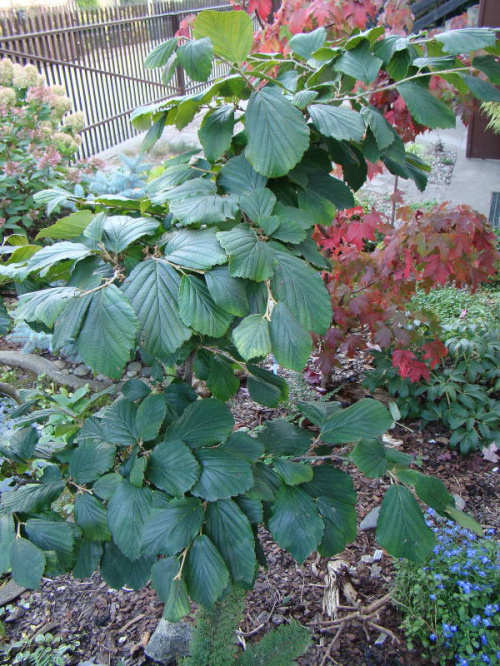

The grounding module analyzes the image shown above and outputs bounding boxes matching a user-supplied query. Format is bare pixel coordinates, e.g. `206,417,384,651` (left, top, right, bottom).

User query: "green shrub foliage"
0,12,497,616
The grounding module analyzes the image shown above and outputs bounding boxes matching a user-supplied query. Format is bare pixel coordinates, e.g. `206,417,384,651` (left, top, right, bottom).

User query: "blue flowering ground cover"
394,511,500,665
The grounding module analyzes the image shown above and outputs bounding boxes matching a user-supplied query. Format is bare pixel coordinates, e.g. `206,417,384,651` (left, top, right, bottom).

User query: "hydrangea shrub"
0,59,92,238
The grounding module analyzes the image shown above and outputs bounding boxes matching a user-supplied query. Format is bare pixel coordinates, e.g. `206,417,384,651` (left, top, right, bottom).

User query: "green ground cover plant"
394,511,500,666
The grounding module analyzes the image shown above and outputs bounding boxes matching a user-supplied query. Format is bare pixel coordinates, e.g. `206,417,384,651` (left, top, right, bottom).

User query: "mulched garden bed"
1,365,498,666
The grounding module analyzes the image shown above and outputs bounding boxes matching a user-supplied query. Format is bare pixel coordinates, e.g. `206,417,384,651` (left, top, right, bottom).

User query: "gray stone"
452,494,466,512
53,360,66,370
145,619,192,665
126,370,138,378
127,361,142,374
61,369,69,375
73,364,89,377
0,580,25,607
360,506,380,531
140,366,152,377
96,374,108,382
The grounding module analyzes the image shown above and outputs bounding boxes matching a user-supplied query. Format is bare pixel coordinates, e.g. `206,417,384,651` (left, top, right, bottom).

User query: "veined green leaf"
163,228,227,270
247,365,289,407
74,494,111,541
25,242,93,277
191,449,254,501
178,37,213,82
102,216,160,253
100,541,154,590
199,106,235,162
206,499,256,585
397,82,456,130
290,27,326,60
145,37,178,69
232,315,271,361
165,398,234,448
141,497,204,556
122,259,191,359
218,154,267,195
148,440,200,496
435,28,496,55
178,274,233,337
350,439,387,478
273,459,313,485
194,10,253,64
245,87,310,178
16,287,79,328
70,441,116,484
10,538,45,590
376,485,435,563
25,519,74,554
270,302,312,371
205,266,249,317
309,104,365,142
35,211,94,240
206,355,240,401
107,480,153,560
217,225,276,282
268,486,324,563
257,419,311,456
360,106,396,151
321,399,393,445
334,40,382,83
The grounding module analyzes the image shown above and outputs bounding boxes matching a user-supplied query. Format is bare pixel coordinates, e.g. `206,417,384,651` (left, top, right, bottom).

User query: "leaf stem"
174,547,189,580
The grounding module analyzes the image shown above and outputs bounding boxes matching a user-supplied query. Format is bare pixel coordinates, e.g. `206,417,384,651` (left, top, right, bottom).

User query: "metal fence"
0,0,231,156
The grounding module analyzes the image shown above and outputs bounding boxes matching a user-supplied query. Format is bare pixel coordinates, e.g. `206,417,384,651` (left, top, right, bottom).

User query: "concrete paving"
363,121,500,220
98,118,500,221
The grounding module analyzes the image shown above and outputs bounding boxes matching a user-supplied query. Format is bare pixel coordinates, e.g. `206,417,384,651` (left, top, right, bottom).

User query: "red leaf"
392,349,430,383
421,339,448,368
248,0,273,19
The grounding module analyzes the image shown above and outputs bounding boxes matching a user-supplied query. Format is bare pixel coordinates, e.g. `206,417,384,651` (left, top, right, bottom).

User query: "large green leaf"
297,168,355,217
376,485,435,563
317,495,357,557
169,191,239,226
218,155,267,195
25,242,92,277
16,287,79,328
320,399,393,445
2,481,65,514
257,419,311,456
270,302,312,371
102,399,138,446
25,519,74,554
0,514,15,575
163,228,227,271
309,105,365,142
350,439,387,478
178,275,233,337
271,251,331,335
52,292,92,351
194,10,253,64
414,475,455,515
148,440,200,495
206,356,240,402
136,394,167,442
165,398,234,448
360,106,396,151
0,299,11,336
290,27,326,60
185,535,230,607
74,494,111,541
9,538,45,589
206,499,256,586
141,497,204,556
77,285,138,379
268,486,324,563
273,459,313,485
73,540,103,579
247,365,289,407
100,541,154,590
397,82,456,130
205,266,249,317
107,480,153,560
123,259,190,358
217,225,276,281
473,55,500,85
245,87,310,178
232,315,271,361
145,37,178,68
0,427,38,464
35,211,94,240
219,432,264,463
102,216,159,253
177,37,213,82
70,441,116,484
199,106,235,162
461,74,500,102
334,39,382,83
435,28,496,55
191,450,254,501
240,188,277,220
151,558,191,621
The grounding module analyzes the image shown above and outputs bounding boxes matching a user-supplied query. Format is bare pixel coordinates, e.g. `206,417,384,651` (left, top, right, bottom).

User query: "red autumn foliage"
314,204,500,382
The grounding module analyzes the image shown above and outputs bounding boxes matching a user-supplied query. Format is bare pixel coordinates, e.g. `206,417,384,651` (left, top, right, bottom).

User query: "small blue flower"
429,594,437,601
457,658,469,666
470,615,481,627
484,604,498,616
481,656,490,664
434,573,443,581
482,618,491,627
429,633,437,641
480,634,488,646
